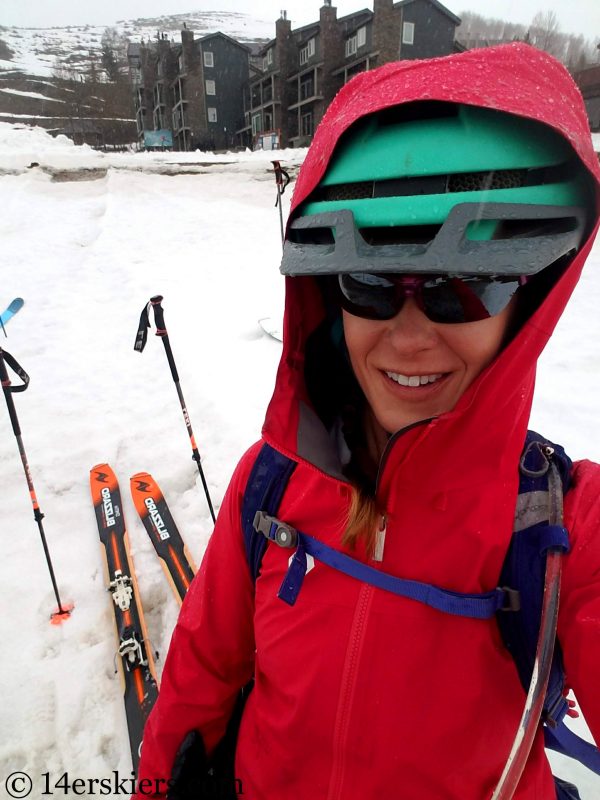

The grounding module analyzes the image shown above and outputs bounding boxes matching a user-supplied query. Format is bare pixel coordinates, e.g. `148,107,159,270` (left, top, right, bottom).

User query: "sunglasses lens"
338,273,400,320
338,274,521,323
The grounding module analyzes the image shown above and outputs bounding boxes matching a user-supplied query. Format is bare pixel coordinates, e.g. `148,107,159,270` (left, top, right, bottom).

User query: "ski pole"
0,348,72,624
272,160,290,249
134,296,216,523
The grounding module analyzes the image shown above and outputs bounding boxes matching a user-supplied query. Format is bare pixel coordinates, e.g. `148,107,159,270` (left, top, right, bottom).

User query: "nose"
384,297,440,352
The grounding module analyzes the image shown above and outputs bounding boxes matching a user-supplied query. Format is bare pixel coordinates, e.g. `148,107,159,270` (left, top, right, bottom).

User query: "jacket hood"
263,44,600,518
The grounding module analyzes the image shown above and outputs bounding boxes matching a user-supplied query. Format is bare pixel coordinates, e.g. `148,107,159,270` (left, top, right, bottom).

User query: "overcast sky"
1,1,599,41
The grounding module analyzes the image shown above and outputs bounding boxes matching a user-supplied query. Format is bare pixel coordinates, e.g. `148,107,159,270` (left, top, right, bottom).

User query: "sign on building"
143,130,174,149
255,130,280,151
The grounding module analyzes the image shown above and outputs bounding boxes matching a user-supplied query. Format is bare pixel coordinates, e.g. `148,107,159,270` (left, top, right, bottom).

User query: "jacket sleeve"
133,443,261,798
557,459,600,749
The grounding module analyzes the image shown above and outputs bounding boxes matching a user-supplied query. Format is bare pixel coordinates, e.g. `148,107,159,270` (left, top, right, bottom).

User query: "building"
128,0,460,151
246,0,461,149
128,30,250,151
574,65,600,132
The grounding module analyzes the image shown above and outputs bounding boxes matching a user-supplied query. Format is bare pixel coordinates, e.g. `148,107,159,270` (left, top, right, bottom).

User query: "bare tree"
528,10,562,57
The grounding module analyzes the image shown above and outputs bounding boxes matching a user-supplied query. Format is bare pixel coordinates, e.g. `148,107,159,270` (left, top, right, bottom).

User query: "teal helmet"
281,103,594,277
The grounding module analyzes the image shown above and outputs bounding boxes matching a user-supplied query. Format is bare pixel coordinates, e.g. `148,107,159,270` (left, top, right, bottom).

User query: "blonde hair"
342,483,382,556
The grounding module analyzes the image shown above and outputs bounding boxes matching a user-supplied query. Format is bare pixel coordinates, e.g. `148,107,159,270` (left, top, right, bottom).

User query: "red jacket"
136,44,600,799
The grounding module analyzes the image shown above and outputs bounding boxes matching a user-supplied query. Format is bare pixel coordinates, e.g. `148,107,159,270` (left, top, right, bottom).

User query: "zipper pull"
373,515,387,562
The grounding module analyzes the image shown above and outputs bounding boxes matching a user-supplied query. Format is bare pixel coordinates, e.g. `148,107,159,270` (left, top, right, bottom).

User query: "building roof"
196,31,251,53
340,10,373,36
293,22,321,43
395,0,461,26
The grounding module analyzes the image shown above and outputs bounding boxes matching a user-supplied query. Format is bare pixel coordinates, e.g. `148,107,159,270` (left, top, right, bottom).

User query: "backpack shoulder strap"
240,442,297,581
500,431,600,775
499,430,571,726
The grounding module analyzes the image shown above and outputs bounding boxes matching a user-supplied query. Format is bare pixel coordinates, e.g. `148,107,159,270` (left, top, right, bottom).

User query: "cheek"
446,305,514,375
342,311,377,370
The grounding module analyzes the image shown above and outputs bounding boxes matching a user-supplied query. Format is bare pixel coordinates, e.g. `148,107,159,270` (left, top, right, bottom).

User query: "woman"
135,44,600,799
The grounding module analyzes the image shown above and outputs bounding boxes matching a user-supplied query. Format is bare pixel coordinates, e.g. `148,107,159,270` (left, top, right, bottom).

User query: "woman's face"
342,296,515,436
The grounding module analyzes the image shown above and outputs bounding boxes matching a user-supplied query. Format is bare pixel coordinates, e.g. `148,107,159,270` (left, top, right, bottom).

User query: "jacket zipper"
327,583,374,800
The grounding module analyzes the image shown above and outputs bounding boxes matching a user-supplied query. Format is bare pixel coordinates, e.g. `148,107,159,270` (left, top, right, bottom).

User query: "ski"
130,472,196,605
1,298,24,333
258,316,283,342
90,463,159,773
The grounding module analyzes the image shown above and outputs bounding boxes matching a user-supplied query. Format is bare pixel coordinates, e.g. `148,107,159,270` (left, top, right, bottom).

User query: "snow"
0,12,273,79
0,122,599,796
0,87,66,102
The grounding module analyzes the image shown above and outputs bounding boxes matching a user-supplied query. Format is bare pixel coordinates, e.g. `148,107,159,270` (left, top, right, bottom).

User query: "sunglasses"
337,273,524,324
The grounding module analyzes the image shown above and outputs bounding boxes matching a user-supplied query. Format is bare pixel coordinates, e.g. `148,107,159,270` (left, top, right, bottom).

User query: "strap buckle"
253,511,298,548
499,587,521,612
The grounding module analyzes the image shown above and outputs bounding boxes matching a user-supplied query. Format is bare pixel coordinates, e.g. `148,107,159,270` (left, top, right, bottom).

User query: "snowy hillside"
0,123,599,796
0,11,272,78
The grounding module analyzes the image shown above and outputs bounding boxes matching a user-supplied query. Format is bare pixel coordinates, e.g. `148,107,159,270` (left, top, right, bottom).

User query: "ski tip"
90,464,118,499
131,471,153,483
50,601,74,625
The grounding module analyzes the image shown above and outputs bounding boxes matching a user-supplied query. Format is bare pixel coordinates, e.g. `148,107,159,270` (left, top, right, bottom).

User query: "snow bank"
0,121,307,173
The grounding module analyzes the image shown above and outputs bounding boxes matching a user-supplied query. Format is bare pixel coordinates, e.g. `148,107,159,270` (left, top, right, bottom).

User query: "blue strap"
538,525,570,555
241,445,297,581
276,529,508,619
545,723,600,776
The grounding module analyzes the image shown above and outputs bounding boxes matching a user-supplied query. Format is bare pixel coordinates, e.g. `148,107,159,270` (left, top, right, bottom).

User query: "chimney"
373,0,394,12
276,11,292,36
320,3,337,26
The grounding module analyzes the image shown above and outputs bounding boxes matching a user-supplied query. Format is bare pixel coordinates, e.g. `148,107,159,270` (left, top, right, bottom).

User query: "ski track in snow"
0,122,599,796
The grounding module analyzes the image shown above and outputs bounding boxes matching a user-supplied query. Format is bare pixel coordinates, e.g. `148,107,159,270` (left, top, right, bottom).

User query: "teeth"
386,371,443,387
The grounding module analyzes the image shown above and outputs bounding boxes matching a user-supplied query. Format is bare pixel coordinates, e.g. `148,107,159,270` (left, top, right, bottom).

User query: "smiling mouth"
384,371,445,387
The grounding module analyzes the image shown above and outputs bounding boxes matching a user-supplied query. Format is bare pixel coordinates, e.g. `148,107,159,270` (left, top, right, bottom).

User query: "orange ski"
130,472,196,605
90,463,159,772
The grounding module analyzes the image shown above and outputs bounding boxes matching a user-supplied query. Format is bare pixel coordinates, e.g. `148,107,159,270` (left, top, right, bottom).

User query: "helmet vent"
449,169,526,192
314,164,575,203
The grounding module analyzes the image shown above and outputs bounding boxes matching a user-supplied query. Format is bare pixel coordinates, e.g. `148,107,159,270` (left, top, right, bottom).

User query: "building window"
300,72,315,101
178,54,184,72
208,107,217,123
345,36,357,58
402,22,415,45
205,79,216,95
300,38,316,66
173,106,186,130
301,110,313,137
357,26,366,48
263,48,274,71
153,84,164,107
204,51,214,67
157,59,164,78
252,113,262,135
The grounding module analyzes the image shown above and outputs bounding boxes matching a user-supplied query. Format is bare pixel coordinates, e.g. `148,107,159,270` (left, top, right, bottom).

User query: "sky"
1,1,599,42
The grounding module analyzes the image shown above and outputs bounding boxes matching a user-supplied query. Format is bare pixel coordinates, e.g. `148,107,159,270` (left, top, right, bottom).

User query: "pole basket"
50,602,74,626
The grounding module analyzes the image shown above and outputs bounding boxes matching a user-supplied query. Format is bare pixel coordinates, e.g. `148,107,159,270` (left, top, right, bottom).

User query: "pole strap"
0,349,30,393
134,303,151,353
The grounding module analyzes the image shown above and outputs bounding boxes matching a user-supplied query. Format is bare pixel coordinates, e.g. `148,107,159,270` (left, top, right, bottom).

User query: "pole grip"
150,295,166,335
150,297,180,382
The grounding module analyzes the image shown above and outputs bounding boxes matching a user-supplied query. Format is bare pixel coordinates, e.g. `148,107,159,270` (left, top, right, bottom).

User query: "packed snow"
0,122,599,797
